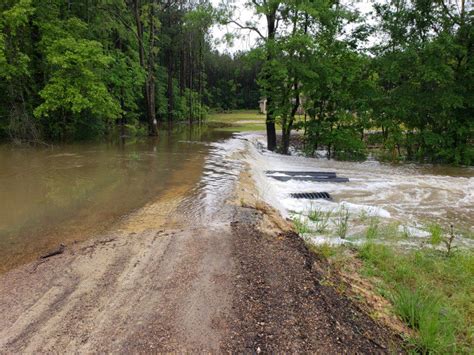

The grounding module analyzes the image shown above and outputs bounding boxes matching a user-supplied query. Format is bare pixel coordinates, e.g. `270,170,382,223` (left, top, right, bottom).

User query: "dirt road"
0,161,402,353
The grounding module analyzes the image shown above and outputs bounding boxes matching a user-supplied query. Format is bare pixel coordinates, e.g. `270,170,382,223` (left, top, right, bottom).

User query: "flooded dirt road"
0,132,404,352
0,127,232,273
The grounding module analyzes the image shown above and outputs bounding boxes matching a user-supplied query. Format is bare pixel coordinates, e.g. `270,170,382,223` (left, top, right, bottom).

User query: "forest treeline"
1,0,473,164
244,0,473,164
0,0,259,141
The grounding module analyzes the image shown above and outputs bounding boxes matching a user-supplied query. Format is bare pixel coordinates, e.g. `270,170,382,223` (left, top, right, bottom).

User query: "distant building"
258,97,305,115
259,99,267,114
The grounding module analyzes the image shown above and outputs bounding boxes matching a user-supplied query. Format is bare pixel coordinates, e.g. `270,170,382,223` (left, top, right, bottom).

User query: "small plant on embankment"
429,223,458,257
334,206,350,238
308,208,332,233
291,214,312,235
365,217,380,240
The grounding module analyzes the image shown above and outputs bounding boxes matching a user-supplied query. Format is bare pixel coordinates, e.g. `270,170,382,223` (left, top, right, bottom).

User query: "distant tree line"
0,0,237,141
224,0,473,165
204,50,261,111
2,0,472,164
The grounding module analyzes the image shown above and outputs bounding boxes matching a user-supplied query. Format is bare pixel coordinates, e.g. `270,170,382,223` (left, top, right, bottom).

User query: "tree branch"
225,20,265,40
439,0,460,25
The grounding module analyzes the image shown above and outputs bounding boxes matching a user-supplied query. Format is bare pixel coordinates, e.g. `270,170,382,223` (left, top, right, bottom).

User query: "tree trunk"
265,12,277,151
167,50,174,123
146,0,158,135
280,14,300,155
129,0,157,136
281,83,299,155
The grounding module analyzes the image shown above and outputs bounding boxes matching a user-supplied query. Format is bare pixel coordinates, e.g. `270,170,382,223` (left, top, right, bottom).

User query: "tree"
0,0,39,141
220,0,282,150
372,0,473,164
34,25,121,139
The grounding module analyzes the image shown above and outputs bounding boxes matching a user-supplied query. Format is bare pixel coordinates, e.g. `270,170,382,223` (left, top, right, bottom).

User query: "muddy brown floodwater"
0,126,232,274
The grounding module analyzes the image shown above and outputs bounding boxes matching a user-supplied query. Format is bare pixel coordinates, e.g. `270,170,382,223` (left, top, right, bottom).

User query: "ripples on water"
179,138,245,224
0,127,232,273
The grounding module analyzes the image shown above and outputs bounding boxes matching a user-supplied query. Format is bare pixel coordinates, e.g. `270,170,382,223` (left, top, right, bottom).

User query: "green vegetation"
334,206,350,239
222,0,473,163
307,207,332,233
205,52,261,111
0,0,213,141
207,110,265,132
1,0,471,163
365,217,380,241
291,214,312,235
0,0,263,142
359,243,473,353
295,212,474,353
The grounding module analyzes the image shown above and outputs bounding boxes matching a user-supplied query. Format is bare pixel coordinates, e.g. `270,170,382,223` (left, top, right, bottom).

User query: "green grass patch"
358,242,473,353
291,215,312,235
334,206,350,238
307,208,332,233
207,110,266,132
365,217,380,240
207,110,263,123
296,215,474,353
207,109,291,132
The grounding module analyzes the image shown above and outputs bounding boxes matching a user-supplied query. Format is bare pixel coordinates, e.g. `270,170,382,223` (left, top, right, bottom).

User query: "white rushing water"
238,133,474,248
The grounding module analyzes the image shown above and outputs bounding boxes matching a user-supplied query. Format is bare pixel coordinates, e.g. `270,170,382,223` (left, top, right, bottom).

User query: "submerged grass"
308,207,332,233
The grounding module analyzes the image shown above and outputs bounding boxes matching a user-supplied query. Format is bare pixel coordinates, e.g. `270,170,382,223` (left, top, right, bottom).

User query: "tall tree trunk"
265,12,277,151
129,0,157,136
281,81,299,155
147,0,158,135
166,3,174,123
281,11,300,155
188,35,193,123
179,47,185,96
167,50,174,123
198,35,204,122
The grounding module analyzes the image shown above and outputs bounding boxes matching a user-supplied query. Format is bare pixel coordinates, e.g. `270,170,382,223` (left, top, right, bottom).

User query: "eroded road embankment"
0,138,402,353
227,206,402,353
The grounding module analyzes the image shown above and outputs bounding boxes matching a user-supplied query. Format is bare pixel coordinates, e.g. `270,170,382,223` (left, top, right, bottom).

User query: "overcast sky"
210,0,376,54
210,0,262,53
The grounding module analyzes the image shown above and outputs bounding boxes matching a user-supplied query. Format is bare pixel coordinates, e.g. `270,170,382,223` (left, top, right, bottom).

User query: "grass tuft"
365,217,380,240
334,206,350,238
429,223,443,246
308,208,332,233
292,215,312,235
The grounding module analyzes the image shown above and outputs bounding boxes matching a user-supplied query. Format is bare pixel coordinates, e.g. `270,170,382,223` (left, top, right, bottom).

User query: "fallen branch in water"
40,244,66,259
31,244,66,273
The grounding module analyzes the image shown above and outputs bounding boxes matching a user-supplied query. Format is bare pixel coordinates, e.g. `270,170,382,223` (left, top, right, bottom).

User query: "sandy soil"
0,163,403,353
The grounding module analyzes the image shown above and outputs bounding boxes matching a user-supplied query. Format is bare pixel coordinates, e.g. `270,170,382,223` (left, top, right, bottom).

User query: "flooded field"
0,127,232,273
